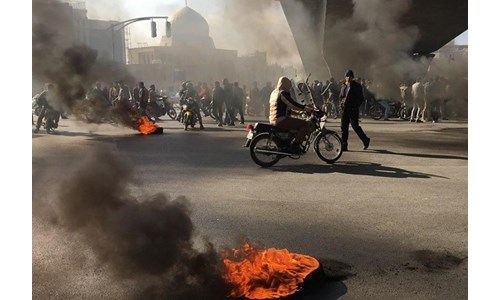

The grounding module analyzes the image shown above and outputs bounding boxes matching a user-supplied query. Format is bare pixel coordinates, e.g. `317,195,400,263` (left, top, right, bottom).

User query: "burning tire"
314,130,343,164
249,133,282,168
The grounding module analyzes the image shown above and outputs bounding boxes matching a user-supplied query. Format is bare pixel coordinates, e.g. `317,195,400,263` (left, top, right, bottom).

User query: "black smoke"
32,0,139,129
54,147,230,298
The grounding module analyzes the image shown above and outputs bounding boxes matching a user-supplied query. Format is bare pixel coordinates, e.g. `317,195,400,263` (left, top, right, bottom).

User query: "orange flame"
222,242,320,299
136,116,160,135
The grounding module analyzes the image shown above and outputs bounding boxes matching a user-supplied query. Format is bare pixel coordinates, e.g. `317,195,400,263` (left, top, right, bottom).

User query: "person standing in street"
138,81,149,117
339,69,370,151
410,78,424,123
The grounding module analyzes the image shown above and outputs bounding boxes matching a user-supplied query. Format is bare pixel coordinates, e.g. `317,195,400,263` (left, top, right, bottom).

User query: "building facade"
127,6,286,91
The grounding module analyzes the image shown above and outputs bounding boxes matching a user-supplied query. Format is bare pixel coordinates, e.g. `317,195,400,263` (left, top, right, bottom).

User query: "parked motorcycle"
200,96,216,120
368,99,410,120
148,96,177,120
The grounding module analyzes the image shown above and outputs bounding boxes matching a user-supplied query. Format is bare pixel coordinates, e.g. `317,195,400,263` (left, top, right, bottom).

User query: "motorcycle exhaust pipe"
254,148,294,156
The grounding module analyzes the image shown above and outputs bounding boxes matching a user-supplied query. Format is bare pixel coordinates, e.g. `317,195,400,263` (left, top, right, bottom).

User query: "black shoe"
287,144,304,154
34,128,40,133
200,125,205,130
217,123,223,127
228,123,235,126
341,144,348,151
363,138,370,150
239,121,245,125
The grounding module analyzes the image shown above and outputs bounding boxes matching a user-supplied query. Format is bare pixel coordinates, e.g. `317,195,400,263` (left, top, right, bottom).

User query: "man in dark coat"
212,81,224,126
339,69,370,151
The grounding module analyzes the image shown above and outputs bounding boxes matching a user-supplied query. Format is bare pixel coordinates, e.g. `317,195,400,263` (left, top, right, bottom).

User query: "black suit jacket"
339,80,364,111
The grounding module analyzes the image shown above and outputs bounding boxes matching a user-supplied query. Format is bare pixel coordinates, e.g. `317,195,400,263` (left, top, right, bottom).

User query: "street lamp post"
109,16,171,62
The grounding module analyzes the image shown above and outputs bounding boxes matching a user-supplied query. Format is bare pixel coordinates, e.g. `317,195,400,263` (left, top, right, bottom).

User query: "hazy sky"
84,0,294,56
455,30,468,45
80,0,468,66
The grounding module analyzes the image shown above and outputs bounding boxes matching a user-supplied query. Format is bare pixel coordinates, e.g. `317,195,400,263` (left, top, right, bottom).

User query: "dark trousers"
35,106,47,130
193,102,204,127
224,100,234,125
341,108,369,147
213,101,224,125
234,100,245,123
276,117,312,144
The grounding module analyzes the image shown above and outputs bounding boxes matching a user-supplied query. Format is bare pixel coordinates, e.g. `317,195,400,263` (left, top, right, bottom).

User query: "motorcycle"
32,96,60,133
147,96,177,120
200,96,216,120
368,99,410,120
243,109,343,167
321,98,338,119
44,107,60,133
181,97,199,130
243,75,343,167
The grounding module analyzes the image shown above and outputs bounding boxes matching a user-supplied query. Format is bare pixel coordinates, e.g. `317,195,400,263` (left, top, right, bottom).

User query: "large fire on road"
222,242,321,299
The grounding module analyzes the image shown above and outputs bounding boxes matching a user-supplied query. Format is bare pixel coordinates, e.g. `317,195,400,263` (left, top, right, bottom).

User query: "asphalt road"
32,114,468,300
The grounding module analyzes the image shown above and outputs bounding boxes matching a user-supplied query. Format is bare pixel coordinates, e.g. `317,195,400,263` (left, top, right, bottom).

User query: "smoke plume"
54,147,229,298
321,0,467,114
33,0,140,129
322,0,426,98
209,0,302,67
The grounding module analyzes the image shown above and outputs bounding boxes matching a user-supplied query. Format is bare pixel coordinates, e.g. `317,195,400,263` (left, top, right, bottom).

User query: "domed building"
126,5,285,92
169,6,215,49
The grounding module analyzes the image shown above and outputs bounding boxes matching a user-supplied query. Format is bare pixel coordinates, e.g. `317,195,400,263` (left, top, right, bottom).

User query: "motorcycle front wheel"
314,130,343,164
249,133,282,168
184,115,190,130
369,105,384,120
167,108,177,120
398,107,410,120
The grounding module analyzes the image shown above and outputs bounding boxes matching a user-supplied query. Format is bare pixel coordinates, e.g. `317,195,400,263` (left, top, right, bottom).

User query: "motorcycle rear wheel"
314,130,343,164
249,133,282,168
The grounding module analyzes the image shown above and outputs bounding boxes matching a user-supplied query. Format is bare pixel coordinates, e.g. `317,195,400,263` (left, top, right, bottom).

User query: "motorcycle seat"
254,123,291,133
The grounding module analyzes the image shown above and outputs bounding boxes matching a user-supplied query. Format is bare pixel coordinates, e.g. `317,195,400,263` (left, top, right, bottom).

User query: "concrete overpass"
279,0,467,79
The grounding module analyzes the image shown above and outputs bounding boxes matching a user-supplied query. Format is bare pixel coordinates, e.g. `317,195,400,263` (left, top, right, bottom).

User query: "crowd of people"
33,70,466,136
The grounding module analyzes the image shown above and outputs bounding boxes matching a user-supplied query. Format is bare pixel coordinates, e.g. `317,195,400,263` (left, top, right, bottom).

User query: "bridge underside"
279,0,467,79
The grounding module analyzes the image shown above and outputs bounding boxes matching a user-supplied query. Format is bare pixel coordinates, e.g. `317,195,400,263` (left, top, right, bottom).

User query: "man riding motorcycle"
34,83,60,133
178,81,204,130
269,76,314,154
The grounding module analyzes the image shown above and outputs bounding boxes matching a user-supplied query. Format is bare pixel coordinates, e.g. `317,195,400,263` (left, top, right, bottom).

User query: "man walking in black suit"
339,69,370,151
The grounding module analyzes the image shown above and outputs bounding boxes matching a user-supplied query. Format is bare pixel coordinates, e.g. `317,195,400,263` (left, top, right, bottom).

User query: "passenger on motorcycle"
34,83,59,133
269,76,314,154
